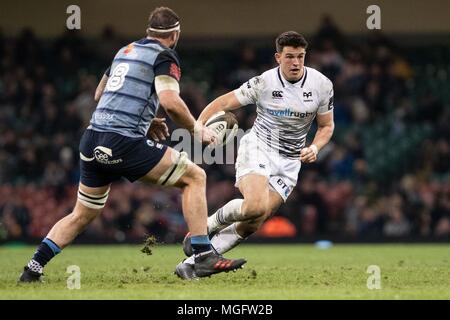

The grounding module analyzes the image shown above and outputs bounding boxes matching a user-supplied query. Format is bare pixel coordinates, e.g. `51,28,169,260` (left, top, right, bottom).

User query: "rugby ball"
205,111,238,147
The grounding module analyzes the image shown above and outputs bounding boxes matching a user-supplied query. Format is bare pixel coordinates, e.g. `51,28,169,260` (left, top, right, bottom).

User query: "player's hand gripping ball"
205,111,239,147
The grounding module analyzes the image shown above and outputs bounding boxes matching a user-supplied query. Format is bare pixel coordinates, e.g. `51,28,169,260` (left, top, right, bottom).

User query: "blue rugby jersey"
89,38,181,138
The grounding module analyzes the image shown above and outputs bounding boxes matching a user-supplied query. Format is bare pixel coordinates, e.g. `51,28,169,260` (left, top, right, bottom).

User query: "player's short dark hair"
275,31,308,53
147,7,180,39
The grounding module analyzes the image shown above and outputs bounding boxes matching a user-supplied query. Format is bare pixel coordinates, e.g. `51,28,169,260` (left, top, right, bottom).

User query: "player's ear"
275,52,281,64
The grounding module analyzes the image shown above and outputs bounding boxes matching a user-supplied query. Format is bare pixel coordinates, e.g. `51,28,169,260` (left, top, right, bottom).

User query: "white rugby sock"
184,223,244,265
207,199,244,234
210,223,244,254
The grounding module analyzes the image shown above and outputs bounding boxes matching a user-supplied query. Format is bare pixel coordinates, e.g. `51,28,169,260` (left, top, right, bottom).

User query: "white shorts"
235,131,301,202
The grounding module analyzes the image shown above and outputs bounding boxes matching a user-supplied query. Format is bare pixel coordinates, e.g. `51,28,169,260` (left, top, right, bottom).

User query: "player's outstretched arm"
158,89,196,132
157,89,216,145
300,111,335,163
197,92,243,125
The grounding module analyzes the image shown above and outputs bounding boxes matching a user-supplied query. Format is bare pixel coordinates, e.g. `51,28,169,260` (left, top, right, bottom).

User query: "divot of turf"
141,235,158,255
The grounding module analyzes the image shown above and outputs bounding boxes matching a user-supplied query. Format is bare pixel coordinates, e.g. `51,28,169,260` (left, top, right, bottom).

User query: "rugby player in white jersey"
175,31,334,279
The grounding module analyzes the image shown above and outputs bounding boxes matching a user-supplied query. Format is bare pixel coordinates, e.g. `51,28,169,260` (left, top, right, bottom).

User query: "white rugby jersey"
234,66,334,159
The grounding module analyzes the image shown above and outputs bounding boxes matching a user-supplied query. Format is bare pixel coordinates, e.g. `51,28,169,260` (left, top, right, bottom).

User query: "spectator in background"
383,206,411,237
227,43,259,88
0,195,31,240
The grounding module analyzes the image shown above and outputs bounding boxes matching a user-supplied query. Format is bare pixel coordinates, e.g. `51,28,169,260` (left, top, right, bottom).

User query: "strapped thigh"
77,187,110,209
157,151,191,186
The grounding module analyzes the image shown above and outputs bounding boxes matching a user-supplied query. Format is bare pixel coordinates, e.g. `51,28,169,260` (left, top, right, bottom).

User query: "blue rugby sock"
190,235,212,254
28,238,61,273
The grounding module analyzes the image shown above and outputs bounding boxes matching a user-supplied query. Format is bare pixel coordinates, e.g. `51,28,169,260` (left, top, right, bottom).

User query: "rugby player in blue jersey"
19,7,246,283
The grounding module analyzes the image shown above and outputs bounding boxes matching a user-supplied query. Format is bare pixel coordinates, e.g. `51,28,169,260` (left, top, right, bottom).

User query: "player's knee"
241,199,267,220
179,164,206,189
189,165,207,185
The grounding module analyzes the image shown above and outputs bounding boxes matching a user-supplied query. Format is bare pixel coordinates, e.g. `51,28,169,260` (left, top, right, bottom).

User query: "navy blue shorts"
79,129,167,187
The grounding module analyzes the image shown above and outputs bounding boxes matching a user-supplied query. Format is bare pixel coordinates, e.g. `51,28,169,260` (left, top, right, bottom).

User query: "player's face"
275,46,306,81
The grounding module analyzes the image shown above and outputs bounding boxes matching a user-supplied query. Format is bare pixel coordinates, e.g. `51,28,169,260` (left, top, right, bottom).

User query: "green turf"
1,244,449,299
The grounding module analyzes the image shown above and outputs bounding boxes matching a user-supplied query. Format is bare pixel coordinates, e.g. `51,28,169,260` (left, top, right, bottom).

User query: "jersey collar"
135,38,160,45
277,67,307,88
135,37,172,50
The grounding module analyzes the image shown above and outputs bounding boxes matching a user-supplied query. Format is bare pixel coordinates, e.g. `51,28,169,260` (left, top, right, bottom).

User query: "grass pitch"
1,244,449,299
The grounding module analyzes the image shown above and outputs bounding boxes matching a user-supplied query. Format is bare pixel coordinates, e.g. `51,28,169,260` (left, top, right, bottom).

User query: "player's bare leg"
139,147,246,278
206,174,269,235
180,174,282,274
233,189,282,234
139,148,208,236
181,174,268,257
182,174,266,255
201,191,282,256
47,184,110,248
19,183,111,282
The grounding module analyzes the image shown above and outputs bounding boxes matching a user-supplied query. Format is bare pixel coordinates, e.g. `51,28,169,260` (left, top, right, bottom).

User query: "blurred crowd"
1,17,449,243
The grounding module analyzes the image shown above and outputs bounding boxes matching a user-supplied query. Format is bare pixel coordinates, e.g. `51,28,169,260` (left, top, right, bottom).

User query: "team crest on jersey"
303,91,313,102
124,43,134,54
124,43,138,58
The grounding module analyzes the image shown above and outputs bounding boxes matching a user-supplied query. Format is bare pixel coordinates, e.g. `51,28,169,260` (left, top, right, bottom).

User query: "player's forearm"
165,104,197,133
198,92,241,124
159,92,196,133
311,123,334,151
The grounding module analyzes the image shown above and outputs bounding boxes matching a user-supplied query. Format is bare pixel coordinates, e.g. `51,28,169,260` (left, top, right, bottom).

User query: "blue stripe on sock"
43,238,61,255
190,235,211,245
